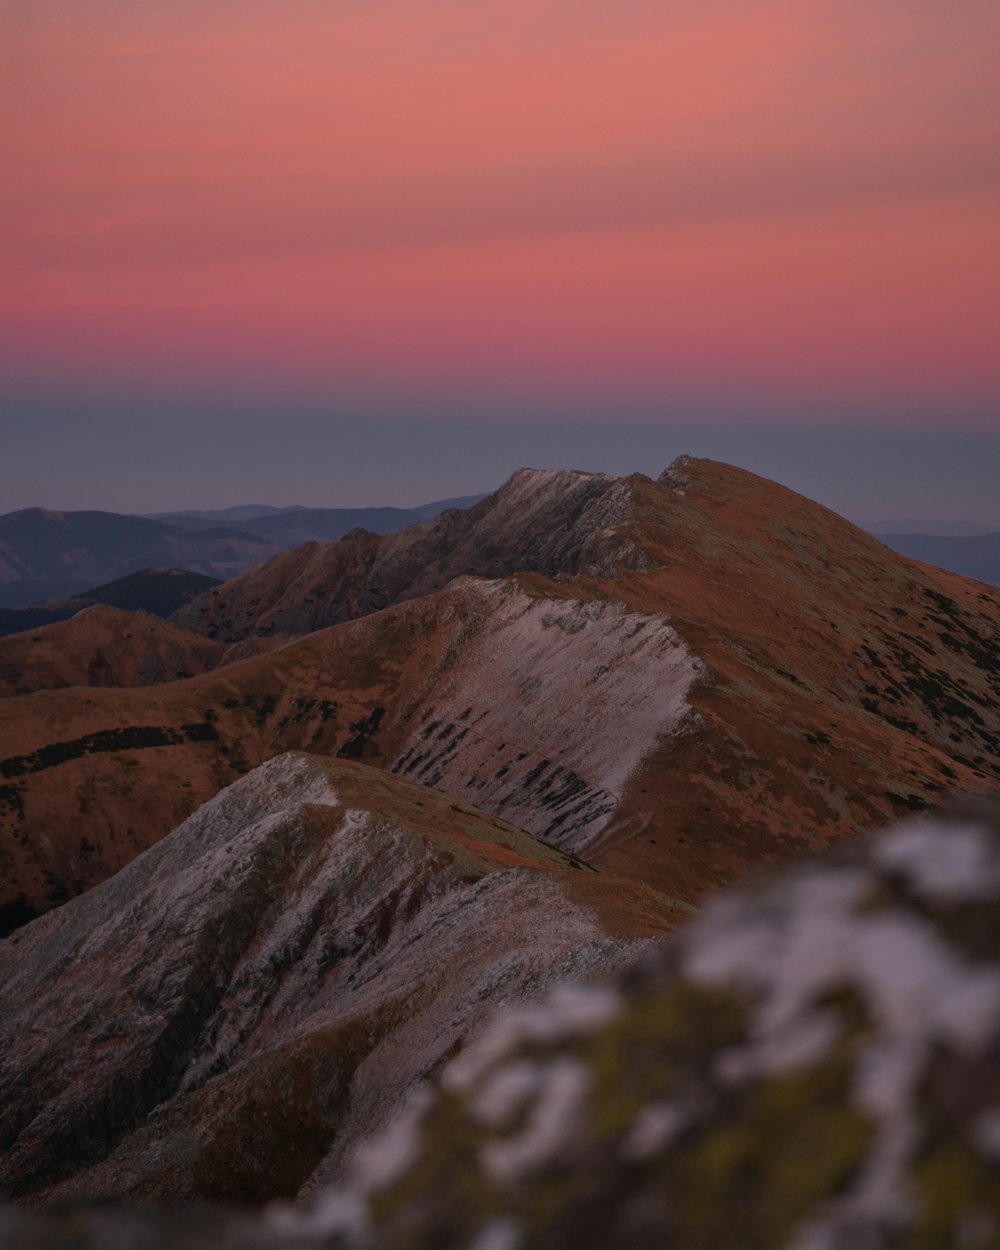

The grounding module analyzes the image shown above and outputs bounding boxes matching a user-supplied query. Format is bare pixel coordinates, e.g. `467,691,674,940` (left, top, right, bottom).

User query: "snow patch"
472,1061,546,1128
468,1218,524,1250
350,1087,434,1190
973,1109,1000,1160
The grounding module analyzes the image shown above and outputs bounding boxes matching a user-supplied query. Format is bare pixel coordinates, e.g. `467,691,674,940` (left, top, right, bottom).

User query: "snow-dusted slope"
0,753,669,1206
389,580,701,850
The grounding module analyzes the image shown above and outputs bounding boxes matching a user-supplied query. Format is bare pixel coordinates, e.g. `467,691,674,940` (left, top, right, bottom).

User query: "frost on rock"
391,581,703,852
444,983,623,1093
480,1058,592,1185
874,818,1000,900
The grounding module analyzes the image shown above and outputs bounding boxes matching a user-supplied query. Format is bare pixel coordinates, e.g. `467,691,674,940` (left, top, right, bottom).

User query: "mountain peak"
488,465,629,514
173,465,655,641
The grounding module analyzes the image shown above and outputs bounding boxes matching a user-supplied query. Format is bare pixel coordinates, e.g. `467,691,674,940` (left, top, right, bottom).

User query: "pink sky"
3,0,999,422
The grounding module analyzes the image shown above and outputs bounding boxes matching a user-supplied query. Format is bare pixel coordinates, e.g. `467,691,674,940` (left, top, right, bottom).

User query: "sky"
2,0,998,519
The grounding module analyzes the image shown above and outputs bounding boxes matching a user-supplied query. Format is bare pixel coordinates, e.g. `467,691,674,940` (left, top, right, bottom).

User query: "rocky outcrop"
4,808,1000,1247
0,753,671,1206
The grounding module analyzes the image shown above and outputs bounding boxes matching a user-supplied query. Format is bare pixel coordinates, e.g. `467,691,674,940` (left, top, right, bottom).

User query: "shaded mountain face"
3,807,1000,1246
874,530,1000,587
0,607,229,698
1,457,998,929
0,568,222,637
0,753,668,1207
172,468,646,639
0,510,279,608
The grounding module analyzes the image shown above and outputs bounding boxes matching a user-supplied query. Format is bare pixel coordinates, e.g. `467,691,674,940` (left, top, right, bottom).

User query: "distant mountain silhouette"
0,510,279,607
873,530,1000,586
234,506,447,546
0,498,490,609
145,503,303,523
0,568,222,636
146,494,488,546
860,518,996,537
414,492,490,514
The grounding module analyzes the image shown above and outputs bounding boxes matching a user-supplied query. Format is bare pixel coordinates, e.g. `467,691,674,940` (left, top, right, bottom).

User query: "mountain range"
145,495,486,545
0,511,278,609
0,456,997,1227
0,568,221,636
863,518,997,537
0,496,484,609
2,457,997,928
2,491,996,619
872,529,1000,587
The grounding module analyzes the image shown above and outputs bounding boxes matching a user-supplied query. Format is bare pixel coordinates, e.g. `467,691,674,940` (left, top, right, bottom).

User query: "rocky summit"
1,458,997,925
2,806,1000,1248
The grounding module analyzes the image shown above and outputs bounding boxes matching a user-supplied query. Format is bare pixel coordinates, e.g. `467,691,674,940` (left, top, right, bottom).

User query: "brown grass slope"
0,606,228,697
0,457,997,926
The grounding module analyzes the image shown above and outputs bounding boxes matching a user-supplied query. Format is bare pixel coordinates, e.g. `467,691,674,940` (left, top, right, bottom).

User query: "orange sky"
3,0,999,421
